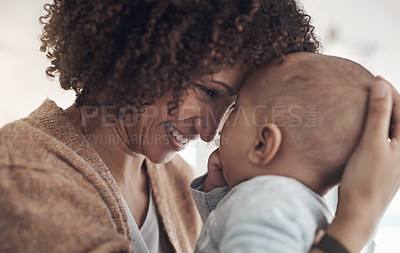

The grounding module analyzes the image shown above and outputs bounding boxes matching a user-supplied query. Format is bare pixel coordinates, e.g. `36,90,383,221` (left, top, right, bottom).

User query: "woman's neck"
65,104,146,186
66,104,150,228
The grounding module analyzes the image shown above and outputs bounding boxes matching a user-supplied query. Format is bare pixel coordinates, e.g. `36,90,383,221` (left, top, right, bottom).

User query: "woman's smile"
163,121,192,151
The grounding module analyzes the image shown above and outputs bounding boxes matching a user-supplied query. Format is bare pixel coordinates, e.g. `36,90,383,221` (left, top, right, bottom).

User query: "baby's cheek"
219,150,229,175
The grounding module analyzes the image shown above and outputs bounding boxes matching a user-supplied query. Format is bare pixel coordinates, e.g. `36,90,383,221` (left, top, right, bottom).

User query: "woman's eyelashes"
195,84,219,98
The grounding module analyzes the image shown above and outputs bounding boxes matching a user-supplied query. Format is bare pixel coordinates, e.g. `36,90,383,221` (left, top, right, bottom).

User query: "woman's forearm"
325,200,379,252
309,206,377,253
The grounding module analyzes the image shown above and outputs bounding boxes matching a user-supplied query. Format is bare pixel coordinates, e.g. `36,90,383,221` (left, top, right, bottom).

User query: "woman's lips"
163,121,191,151
164,121,189,144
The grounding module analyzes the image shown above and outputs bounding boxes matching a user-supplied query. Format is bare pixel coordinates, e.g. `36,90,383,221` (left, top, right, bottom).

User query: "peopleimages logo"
223,105,317,128
78,104,318,146
79,104,318,129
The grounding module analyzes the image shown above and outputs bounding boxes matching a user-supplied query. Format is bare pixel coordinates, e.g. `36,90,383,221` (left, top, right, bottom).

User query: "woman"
0,0,399,253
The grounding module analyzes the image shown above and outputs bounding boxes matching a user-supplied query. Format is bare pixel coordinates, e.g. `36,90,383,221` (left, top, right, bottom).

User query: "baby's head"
219,52,376,194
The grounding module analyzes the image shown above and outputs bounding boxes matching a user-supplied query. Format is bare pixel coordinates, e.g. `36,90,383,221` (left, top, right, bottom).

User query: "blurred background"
1,0,399,252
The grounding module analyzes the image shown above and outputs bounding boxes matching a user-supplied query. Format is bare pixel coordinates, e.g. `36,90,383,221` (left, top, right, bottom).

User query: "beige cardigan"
0,100,202,253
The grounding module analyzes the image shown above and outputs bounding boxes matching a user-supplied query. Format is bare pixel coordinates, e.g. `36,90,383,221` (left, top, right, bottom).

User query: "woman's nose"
193,109,222,142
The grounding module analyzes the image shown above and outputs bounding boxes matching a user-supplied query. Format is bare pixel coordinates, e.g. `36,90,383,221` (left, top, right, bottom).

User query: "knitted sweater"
0,99,202,253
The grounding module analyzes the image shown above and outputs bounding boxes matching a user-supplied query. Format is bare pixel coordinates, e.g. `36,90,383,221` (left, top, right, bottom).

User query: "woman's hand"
320,78,400,252
203,148,228,192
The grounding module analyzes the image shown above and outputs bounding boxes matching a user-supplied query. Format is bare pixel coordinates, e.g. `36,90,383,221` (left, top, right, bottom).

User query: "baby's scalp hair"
249,53,375,180
39,0,320,113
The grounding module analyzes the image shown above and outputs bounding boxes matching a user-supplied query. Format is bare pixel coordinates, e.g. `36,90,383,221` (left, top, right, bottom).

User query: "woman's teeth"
165,122,189,144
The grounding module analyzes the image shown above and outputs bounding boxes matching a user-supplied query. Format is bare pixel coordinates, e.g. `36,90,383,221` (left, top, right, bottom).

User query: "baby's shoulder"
232,175,310,198
221,176,319,215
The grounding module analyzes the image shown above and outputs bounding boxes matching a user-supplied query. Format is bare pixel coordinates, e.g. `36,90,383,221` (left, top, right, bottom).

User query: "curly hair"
39,0,320,113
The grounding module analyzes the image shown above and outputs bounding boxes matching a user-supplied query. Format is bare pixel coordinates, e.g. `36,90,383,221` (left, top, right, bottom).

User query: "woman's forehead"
202,64,247,94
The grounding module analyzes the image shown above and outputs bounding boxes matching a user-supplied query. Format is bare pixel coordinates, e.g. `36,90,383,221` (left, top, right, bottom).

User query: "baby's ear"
248,124,282,166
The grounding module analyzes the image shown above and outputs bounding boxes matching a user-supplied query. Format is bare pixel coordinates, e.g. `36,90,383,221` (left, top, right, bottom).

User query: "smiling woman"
73,65,245,166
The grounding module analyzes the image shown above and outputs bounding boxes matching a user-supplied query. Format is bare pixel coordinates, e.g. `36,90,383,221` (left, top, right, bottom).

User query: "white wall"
301,0,400,88
0,0,75,128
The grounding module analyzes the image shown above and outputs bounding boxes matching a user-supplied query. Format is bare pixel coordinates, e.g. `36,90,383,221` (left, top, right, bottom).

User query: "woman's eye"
197,85,218,98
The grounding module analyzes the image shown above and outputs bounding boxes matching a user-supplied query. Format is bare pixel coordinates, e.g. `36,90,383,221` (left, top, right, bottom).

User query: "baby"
195,52,376,252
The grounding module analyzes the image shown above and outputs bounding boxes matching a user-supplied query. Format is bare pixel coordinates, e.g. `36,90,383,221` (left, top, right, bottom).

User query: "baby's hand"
203,148,228,192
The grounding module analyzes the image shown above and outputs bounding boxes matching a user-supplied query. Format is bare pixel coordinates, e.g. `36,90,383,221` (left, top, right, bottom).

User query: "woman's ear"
248,124,282,166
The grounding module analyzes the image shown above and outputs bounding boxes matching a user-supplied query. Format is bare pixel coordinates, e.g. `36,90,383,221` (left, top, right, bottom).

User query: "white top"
121,188,169,253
